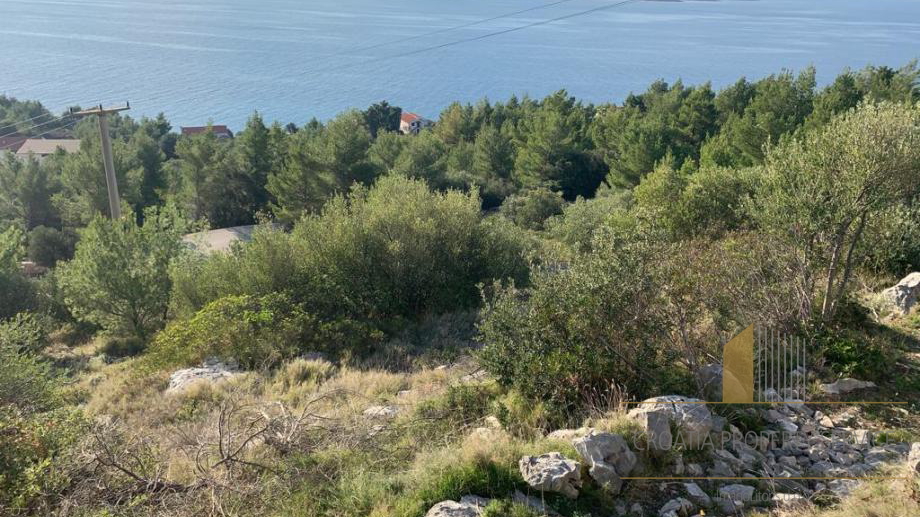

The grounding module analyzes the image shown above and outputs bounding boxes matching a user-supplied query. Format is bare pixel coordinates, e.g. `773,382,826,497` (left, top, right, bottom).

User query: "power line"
320,0,585,60
0,111,60,134
373,0,643,61
0,118,79,150
299,0,642,79
0,113,74,140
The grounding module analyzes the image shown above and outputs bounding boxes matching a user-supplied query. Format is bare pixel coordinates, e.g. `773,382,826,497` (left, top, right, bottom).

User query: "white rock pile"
166,357,239,393
423,391,918,517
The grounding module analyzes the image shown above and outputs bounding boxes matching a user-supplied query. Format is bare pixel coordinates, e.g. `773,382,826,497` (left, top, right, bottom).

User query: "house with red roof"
399,112,433,135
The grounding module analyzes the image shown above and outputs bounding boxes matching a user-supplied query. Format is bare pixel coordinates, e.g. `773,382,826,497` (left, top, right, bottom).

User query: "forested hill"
2,62,917,244
3,61,920,517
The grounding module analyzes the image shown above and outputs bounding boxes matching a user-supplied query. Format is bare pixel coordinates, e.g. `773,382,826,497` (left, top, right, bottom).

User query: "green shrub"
57,205,190,340
411,383,501,446
499,187,566,230
634,161,758,239
492,390,550,437
479,226,670,417
819,330,893,381
291,175,530,321
0,313,48,354
171,175,530,336
99,335,146,361
545,191,632,253
0,226,37,319
0,272,36,321
149,293,358,369
0,336,59,411
0,407,86,513
481,500,539,517
392,460,521,517
27,226,78,267
169,224,299,319
864,199,920,276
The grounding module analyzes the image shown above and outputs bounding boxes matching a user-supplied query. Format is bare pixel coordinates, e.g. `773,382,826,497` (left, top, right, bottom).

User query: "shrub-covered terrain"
2,63,920,516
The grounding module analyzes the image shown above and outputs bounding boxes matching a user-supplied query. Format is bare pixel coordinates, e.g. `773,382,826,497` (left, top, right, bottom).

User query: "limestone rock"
631,409,672,454
827,478,860,498
573,431,636,494
167,358,239,393
628,396,712,448
819,378,876,395
519,452,582,499
658,497,694,517
686,463,705,476
882,272,920,314
425,496,490,517
708,460,735,477
718,484,755,503
547,427,592,441
363,405,400,419
908,442,920,475
773,493,808,506
698,363,723,401
682,482,712,507
852,430,872,449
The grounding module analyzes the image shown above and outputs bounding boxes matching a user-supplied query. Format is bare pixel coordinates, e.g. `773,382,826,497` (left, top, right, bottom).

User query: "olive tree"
753,102,920,322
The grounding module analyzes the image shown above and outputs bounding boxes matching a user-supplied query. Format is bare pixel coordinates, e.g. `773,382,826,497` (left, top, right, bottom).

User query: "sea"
2,0,919,129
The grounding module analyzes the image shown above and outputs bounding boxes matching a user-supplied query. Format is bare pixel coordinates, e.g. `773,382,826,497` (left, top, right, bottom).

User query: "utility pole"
73,102,130,219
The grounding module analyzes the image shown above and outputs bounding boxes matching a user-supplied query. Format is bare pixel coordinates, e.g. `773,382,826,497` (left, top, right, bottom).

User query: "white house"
399,112,433,135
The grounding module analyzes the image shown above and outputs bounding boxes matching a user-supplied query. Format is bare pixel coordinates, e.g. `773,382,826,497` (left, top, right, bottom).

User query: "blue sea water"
1,0,918,129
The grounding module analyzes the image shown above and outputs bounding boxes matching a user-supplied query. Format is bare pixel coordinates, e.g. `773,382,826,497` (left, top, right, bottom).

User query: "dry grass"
751,464,920,517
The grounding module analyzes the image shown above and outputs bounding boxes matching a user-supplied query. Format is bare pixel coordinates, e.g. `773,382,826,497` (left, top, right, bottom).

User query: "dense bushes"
499,187,566,230
633,161,759,239
27,226,77,267
479,226,672,415
169,225,299,318
0,407,85,513
291,175,529,321
149,293,354,368
0,226,37,320
57,205,190,339
0,318,58,411
0,313,48,354
0,310,81,513
172,175,530,335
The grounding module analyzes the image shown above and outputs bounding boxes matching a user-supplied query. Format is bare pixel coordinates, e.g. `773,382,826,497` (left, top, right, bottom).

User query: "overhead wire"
317,0,586,60
0,111,60,134
11,118,78,146
297,0,643,79
0,112,75,141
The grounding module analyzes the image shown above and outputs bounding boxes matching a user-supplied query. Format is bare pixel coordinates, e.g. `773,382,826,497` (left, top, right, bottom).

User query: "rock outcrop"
908,442,920,475
628,395,713,449
363,405,400,419
167,358,238,393
518,452,582,499
573,431,636,494
658,497,694,517
819,378,876,395
882,272,920,314
425,496,490,517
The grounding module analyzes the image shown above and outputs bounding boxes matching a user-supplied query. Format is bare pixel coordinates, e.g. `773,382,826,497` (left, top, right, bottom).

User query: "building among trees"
399,112,432,134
